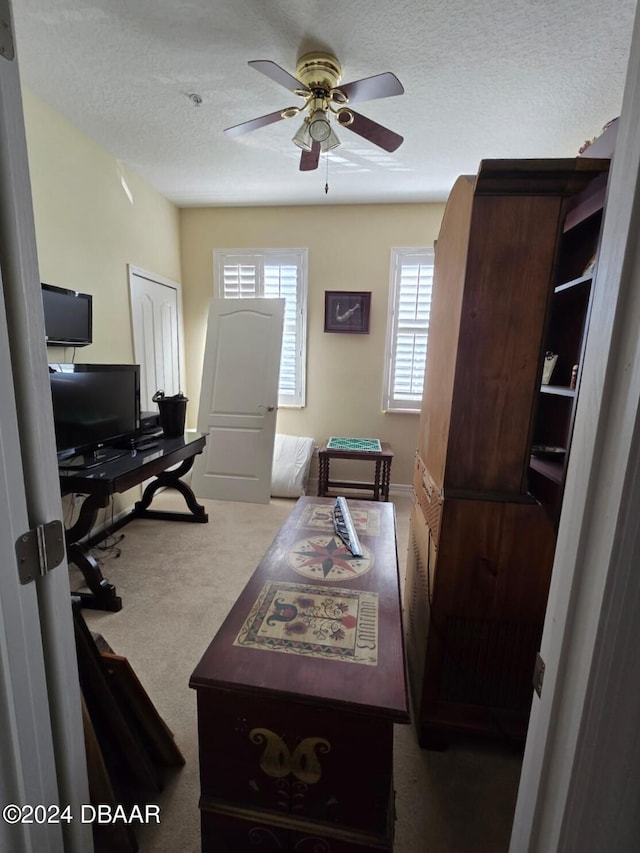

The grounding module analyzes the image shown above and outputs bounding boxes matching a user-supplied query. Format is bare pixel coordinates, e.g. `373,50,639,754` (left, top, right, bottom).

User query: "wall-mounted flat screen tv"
42,282,93,346
49,363,140,462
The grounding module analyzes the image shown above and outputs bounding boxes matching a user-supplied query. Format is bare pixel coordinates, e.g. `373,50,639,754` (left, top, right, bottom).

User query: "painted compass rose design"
287,535,373,581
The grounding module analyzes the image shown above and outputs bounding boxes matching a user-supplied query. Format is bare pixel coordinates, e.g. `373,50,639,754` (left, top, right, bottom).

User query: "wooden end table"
317,440,393,502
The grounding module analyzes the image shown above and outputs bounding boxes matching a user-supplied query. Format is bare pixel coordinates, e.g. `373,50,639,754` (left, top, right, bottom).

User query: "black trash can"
152,391,188,437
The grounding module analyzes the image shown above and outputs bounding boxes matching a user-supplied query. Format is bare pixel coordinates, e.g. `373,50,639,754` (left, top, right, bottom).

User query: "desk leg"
132,456,208,522
66,494,122,612
67,545,122,612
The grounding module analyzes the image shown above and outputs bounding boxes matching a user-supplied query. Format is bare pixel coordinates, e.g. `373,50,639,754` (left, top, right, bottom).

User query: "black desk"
61,434,208,612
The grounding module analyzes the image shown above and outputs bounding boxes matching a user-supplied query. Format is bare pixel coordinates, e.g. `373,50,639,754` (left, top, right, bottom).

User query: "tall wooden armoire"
405,158,609,747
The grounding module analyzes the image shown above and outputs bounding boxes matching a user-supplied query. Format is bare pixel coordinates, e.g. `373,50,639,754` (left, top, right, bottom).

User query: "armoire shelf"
529,456,564,484
529,163,609,523
555,273,592,293
540,385,576,397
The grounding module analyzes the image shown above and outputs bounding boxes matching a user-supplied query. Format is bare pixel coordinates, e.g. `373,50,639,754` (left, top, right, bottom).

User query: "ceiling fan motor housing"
296,52,342,93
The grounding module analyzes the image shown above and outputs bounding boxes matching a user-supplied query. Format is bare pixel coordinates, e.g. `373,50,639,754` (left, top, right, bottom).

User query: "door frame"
0,11,91,850
128,263,186,406
0,273,64,853
510,6,640,850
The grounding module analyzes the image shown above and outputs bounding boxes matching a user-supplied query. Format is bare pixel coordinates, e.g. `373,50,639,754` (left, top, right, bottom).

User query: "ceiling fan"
223,52,405,171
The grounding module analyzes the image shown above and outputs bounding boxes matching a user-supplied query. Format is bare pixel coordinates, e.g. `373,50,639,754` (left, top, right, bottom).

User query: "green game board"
327,437,382,453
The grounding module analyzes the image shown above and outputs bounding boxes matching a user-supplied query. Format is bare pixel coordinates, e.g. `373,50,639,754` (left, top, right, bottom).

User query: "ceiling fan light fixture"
292,119,313,151
321,126,341,152
308,109,332,142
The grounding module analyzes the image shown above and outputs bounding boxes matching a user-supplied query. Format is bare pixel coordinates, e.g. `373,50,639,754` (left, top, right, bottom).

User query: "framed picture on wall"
324,291,371,334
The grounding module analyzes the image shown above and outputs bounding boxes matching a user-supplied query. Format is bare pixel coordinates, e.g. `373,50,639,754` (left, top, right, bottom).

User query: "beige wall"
23,89,182,365
21,86,446,489
180,203,445,486
23,88,182,512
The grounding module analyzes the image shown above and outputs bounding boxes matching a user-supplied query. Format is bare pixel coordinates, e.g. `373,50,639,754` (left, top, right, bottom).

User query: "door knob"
259,405,275,412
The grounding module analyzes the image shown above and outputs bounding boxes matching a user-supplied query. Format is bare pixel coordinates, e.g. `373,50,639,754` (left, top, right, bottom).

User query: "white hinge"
533,652,546,698
15,521,65,585
0,0,15,62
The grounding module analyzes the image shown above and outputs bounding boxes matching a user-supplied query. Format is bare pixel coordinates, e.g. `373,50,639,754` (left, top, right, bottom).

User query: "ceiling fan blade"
299,141,321,171
345,110,404,152
248,60,308,94
223,109,286,138
337,72,404,104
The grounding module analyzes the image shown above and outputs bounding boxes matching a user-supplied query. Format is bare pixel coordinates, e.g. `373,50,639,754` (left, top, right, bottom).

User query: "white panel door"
191,298,284,503
129,267,183,411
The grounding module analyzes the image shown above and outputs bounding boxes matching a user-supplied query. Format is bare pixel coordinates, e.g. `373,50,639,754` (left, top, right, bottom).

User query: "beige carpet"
76,492,522,852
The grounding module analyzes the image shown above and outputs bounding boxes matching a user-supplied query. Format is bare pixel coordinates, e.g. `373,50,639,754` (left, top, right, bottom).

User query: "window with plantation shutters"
383,248,434,412
215,250,308,407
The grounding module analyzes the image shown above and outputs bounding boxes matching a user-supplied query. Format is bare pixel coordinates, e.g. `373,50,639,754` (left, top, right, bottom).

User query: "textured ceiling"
11,0,637,206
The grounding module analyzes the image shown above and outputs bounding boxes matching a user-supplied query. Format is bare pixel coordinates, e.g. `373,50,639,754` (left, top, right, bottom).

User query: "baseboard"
77,501,134,545
80,484,412,539
389,483,413,497
305,477,412,498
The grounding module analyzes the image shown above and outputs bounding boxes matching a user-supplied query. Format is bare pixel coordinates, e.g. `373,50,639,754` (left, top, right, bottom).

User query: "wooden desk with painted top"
189,496,409,853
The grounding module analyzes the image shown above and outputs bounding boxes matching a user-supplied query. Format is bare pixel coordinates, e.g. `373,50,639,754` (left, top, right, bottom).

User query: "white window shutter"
383,248,434,412
216,254,261,298
264,262,300,401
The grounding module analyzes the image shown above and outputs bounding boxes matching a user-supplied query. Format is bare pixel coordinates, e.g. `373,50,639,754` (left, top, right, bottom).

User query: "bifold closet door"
129,266,184,411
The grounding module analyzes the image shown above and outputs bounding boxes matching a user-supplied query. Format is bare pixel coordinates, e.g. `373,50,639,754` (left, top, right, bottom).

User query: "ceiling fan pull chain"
324,152,330,194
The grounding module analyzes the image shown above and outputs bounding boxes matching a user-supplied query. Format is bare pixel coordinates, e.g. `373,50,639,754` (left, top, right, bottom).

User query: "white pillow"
271,434,315,498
